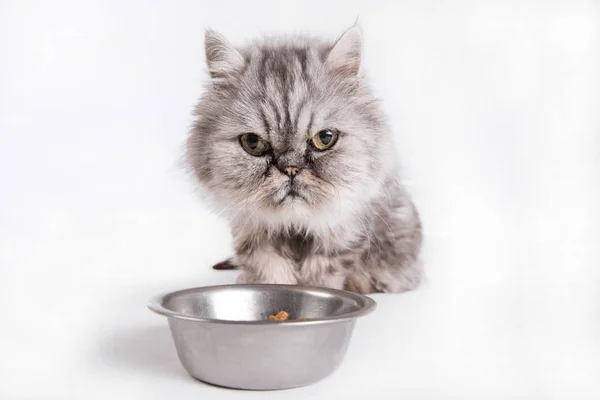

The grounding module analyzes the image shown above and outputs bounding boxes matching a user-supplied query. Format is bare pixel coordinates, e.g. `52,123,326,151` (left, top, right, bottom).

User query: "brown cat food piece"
268,311,289,321
267,311,305,321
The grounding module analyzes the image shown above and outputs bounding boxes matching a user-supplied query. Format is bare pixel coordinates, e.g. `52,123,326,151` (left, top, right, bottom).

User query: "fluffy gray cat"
187,24,423,293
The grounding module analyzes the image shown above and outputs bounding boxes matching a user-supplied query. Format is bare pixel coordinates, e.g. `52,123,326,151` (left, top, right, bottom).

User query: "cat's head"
188,25,395,234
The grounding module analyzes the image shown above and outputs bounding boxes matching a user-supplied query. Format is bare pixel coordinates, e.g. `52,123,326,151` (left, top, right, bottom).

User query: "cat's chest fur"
235,229,319,264
233,221,369,268
271,231,317,265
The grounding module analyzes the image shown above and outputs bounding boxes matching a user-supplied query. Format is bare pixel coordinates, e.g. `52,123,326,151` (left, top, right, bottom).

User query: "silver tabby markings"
187,24,423,293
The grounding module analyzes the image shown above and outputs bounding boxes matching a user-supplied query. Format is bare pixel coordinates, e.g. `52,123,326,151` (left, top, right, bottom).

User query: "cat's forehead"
250,42,328,77
232,43,333,139
245,44,327,97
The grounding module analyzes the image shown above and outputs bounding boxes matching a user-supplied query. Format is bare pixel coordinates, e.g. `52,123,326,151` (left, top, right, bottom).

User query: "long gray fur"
187,24,422,293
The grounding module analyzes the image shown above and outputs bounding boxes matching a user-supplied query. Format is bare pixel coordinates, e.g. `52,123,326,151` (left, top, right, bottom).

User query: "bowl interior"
156,285,373,322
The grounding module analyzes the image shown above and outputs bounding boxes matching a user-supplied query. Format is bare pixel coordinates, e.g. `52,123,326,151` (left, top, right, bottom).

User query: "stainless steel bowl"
148,284,376,390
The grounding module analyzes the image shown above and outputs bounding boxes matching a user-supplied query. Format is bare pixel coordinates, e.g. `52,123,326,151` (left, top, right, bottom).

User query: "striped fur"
187,25,422,293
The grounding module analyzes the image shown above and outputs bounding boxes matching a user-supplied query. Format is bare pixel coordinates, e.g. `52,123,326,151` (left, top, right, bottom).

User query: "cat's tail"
212,258,239,270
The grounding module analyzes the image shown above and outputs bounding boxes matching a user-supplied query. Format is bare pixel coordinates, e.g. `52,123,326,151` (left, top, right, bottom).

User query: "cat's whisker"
373,209,396,242
358,217,374,264
215,196,246,220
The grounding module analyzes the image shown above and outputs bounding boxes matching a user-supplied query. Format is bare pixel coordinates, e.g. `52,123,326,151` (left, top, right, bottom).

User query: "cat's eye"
239,133,270,156
311,130,338,151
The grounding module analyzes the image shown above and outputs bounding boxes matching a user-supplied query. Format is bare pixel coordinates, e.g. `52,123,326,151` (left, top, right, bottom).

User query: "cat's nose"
282,166,300,178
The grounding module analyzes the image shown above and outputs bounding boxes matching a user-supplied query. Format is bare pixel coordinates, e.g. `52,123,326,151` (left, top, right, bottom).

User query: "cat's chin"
271,184,306,204
277,192,306,206
260,198,315,224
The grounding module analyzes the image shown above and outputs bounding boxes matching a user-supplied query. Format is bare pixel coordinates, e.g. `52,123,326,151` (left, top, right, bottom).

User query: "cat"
187,24,423,293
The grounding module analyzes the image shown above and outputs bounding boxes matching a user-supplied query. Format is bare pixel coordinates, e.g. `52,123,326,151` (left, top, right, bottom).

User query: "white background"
1,1,599,399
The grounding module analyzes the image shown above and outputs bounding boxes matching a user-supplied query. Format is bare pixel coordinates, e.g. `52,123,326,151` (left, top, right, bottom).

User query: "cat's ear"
204,30,245,79
326,24,362,76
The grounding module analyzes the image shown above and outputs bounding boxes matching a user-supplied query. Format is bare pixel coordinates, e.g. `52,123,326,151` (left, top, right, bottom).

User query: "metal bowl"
148,284,377,390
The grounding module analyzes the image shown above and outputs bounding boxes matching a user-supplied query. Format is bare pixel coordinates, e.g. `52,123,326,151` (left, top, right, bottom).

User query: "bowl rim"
147,284,377,326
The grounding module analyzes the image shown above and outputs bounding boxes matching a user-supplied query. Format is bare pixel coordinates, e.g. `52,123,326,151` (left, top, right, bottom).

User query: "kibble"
268,311,289,321
267,311,305,321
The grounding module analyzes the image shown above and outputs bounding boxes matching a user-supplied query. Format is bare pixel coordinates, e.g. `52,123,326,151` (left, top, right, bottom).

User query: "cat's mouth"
285,187,305,200
274,185,306,205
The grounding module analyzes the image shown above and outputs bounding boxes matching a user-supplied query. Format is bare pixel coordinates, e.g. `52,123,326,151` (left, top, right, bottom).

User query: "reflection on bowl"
148,284,377,390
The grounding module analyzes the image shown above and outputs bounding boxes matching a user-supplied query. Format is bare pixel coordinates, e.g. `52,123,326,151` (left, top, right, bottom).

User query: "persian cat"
187,24,422,293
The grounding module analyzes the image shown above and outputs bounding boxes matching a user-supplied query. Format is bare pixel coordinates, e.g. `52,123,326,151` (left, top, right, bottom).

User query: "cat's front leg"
234,249,298,285
299,255,345,290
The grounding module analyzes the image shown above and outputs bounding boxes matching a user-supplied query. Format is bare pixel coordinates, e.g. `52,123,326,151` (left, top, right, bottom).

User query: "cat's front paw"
235,271,253,284
343,273,375,294
235,269,298,285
